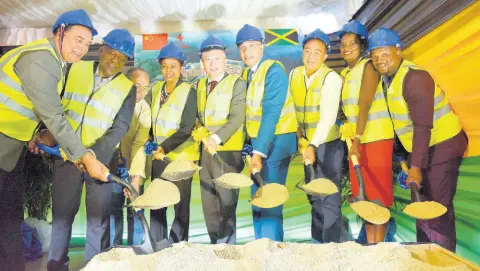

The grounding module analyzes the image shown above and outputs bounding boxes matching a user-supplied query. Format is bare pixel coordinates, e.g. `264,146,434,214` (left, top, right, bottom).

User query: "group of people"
0,8,468,271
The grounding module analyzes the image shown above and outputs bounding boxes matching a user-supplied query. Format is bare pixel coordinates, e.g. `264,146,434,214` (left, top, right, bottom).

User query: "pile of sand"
83,239,472,271
403,201,448,219
130,179,180,209
350,201,391,225
301,178,339,196
214,173,253,189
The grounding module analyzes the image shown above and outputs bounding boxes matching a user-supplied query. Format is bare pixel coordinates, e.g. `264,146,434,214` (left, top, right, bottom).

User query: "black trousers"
0,150,26,271
150,159,192,243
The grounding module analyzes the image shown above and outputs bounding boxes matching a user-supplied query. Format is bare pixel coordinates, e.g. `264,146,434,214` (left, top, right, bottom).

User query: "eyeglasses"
135,83,151,92
239,43,261,52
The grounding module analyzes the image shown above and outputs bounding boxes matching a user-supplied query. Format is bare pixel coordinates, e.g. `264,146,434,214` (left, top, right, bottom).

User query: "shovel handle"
409,182,422,203
346,137,366,199
106,172,140,200
36,142,62,157
345,138,360,166
304,159,316,182
155,152,172,164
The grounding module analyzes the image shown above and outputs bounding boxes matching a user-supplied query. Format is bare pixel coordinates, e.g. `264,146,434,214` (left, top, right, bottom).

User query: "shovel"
296,159,339,197
105,174,173,254
36,143,174,255
144,140,200,182
245,155,289,209
394,156,447,220
200,138,253,189
345,138,391,225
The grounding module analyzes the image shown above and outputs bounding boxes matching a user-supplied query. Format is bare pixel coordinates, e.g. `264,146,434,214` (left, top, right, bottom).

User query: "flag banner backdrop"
133,29,304,85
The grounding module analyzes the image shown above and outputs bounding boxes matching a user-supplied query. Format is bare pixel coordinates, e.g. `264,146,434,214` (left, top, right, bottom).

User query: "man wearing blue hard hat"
47,28,136,269
290,29,344,244
236,24,297,241
150,42,198,243
195,34,246,244
369,27,467,252
0,9,107,271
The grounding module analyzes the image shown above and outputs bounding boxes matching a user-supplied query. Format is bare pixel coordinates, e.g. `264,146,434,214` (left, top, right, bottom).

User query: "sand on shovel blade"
213,173,253,189
161,160,201,181
403,201,447,220
350,201,391,225
250,183,289,208
301,178,338,196
130,179,180,209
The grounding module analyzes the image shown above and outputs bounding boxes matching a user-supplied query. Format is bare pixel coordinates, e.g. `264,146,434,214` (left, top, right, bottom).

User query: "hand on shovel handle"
406,167,423,190
246,155,264,187
201,137,217,156
345,138,360,166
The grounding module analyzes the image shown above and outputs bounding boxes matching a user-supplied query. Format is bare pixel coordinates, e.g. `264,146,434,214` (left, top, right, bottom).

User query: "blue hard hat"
338,20,368,41
103,29,135,58
303,29,331,54
236,24,264,46
157,43,186,64
367,27,404,52
52,9,97,36
200,35,226,53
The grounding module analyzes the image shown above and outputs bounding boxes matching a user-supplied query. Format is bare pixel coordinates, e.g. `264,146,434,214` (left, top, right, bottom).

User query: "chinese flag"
142,34,168,50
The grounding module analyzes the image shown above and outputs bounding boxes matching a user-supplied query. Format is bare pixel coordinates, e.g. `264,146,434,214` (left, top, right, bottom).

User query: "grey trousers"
199,150,244,244
304,139,345,243
48,159,114,270
0,149,25,271
150,159,192,243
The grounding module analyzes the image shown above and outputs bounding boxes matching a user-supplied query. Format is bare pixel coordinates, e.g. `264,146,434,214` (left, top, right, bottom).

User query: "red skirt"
349,139,394,207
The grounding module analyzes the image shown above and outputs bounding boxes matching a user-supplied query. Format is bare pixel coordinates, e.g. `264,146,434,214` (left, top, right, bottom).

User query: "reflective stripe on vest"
242,59,297,137
62,61,133,147
0,38,62,141
340,58,394,143
197,75,245,151
290,65,340,143
151,81,199,161
385,59,462,152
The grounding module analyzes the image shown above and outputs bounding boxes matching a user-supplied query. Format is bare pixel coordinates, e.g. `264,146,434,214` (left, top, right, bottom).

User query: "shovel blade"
403,201,447,220
250,183,289,208
161,169,198,182
350,200,391,225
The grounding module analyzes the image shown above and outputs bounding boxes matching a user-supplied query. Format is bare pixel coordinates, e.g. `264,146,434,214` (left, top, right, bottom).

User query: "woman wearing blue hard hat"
47,28,136,269
149,42,199,243
369,27,467,252
0,9,108,271
338,20,395,243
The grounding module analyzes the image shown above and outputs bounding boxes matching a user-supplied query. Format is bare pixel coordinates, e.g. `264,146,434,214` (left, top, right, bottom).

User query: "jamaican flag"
265,29,299,46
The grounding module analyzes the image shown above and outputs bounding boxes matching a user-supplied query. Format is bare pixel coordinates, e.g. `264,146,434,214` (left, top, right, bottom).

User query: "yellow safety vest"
340,58,394,143
197,75,245,151
242,60,297,137
290,65,340,143
0,38,63,141
386,60,462,152
151,81,200,161
62,61,133,147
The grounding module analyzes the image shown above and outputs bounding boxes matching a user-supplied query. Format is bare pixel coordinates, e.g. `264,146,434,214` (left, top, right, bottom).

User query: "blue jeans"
250,157,291,241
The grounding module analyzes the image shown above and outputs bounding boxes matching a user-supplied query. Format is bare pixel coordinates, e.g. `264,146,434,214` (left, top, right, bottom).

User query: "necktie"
247,70,253,88
209,81,217,93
